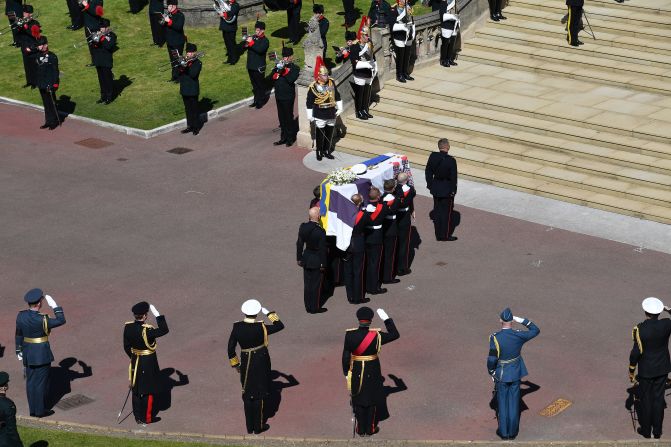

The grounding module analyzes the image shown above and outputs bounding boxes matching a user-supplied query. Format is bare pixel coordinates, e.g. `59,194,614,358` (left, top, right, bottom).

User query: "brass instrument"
0,12,40,36
73,27,114,48
213,0,233,17
158,50,205,71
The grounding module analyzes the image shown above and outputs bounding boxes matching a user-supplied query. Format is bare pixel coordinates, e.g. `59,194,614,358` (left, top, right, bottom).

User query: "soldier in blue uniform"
0,371,23,447
486,308,539,440
15,288,66,418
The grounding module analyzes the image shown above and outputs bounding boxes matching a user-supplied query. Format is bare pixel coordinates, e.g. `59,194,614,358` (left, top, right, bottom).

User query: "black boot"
363,85,373,118
323,126,335,159
395,46,406,82
315,128,324,161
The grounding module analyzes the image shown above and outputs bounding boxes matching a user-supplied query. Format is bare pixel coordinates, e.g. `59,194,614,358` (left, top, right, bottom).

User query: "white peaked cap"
241,299,262,315
642,297,664,314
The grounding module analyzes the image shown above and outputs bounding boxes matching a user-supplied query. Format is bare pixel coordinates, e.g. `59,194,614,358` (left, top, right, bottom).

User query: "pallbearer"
394,172,415,276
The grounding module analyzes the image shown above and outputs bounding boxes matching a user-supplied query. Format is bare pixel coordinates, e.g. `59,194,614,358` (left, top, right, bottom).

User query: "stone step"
335,137,671,224
577,0,671,15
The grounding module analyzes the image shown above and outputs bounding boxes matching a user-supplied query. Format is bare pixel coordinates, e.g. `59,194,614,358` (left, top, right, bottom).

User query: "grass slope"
0,0,428,128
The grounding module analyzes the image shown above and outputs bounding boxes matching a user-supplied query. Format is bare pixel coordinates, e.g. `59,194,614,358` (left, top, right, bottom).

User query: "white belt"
385,215,396,220
366,225,382,230
399,207,409,212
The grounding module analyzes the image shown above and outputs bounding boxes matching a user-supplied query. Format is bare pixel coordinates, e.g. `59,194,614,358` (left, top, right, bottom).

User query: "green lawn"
0,0,429,128
19,425,237,446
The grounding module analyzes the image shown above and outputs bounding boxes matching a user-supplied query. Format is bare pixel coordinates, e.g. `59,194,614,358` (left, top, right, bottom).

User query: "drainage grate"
539,398,572,417
167,147,193,155
75,138,113,149
435,261,448,266
55,394,95,411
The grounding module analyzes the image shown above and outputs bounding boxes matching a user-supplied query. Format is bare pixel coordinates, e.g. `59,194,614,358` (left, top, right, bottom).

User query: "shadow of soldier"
263,370,299,423
407,226,422,269
29,442,48,447
153,368,189,417
46,357,93,409
0,343,5,358
378,373,408,423
488,380,541,422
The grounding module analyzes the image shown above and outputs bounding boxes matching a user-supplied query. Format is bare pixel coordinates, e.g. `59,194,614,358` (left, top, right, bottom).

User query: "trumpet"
158,50,205,71
0,12,40,36
213,0,232,16
73,27,113,48
156,11,170,25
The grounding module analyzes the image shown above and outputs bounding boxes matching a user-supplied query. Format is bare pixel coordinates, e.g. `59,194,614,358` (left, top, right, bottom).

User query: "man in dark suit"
344,194,370,304
425,138,458,241
271,46,300,147
90,18,117,105
123,301,169,426
162,0,185,81
343,306,400,436
629,297,671,439
177,42,203,135
394,172,415,276
228,299,284,434
148,0,166,46
243,21,270,108
218,0,239,64
286,0,301,44
296,207,327,313
0,372,23,446
15,288,66,418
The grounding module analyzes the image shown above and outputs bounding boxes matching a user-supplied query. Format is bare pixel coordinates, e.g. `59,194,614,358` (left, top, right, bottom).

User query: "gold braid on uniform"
268,312,280,322
633,325,643,354
128,324,157,387
309,79,336,107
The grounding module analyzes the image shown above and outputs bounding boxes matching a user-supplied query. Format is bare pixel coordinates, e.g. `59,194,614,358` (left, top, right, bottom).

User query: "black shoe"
490,15,500,21
637,428,651,439
497,14,507,19
316,153,323,161
404,74,414,81
324,153,335,159
382,279,400,284
253,424,270,434
273,138,288,145
285,139,296,147
449,59,458,66
96,98,105,104
397,269,412,276
255,103,263,109
192,128,200,135
364,110,373,118
570,43,580,47
104,99,112,105
396,76,406,83
356,111,368,120
136,419,147,427
181,127,193,134
40,123,50,129
577,40,584,45
369,288,387,295
446,236,458,241
22,83,30,88
440,60,449,67
36,410,55,418
249,101,257,108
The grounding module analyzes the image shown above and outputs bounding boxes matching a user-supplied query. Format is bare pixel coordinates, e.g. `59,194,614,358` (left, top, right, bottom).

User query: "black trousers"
488,0,502,16
287,7,301,42
342,0,356,25
365,244,383,292
150,12,166,46
132,390,155,423
354,404,378,435
84,28,96,62
315,125,335,156
566,5,582,45
394,44,411,77
248,69,267,105
243,396,264,434
344,251,365,303
26,363,50,416
128,0,142,13
276,98,296,141
22,53,38,86
432,196,455,240
39,88,59,126
303,267,324,312
96,66,114,101
353,83,364,114
167,43,185,80
222,30,237,63
396,215,412,273
66,0,83,27
440,36,456,62
638,375,666,438
382,235,397,282
182,95,201,130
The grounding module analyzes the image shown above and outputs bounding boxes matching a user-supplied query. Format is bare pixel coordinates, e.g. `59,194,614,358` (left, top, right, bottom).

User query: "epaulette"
346,328,358,331
124,321,134,325
142,324,155,329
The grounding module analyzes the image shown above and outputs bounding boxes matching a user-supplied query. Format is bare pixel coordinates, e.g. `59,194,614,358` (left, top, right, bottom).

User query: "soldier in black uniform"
65,0,84,30
177,42,203,135
15,288,66,417
243,21,270,108
5,0,24,46
149,0,166,46
390,0,415,83
161,0,186,81
394,172,415,276
335,31,355,64
350,20,377,120
17,5,41,89
425,138,458,241
296,207,327,313
343,306,399,436
35,37,61,130
228,299,285,434
272,46,300,147
80,0,104,65
306,57,342,160
286,0,301,44
364,187,396,294
629,297,671,439
368,0,392,28
123,301,169,426
91,18,117,105
0,372,23,447
313,4,329,60
381,179,400,285
218,0,239,64
565,0,583,46
344,193,370,304
488,0,505,21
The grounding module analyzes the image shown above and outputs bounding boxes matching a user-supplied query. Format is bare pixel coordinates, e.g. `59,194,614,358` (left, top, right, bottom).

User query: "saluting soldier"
629,297,671,439
390,0,415,83
487,308,540,440
218,0,239,64
15,289,66,418
91,18,117,105
17,5,41,89
350,19,377,120
343,306,399,436
123,301,169,426
344,193,370,304
296,207,328,313
0,372,23,447
148,0,166,47
177,42,203,135
425,138,458,241
286,0,301,44
228,299,285,434
306,56,342,161
35,36,61,130
313,4,329,60
243,21,270,108
394,172,415,276
272,46,300,147
80,0,104,66
162,0,186,81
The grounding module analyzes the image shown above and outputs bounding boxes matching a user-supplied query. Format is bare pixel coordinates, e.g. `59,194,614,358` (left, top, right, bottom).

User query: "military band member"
178,42,203,135
390,0,415,82
162,0,186,81
91,18,117,105
80,0,104,65
17,5,41,89
123,301,169,426
313,4,329,60
218,0,239,64
148,0,166,46
335,31,355,64
243,21,270,108
487,308,539,440
35,37,61,130
286,0,301,44
439,0,459,67
5,0,24,45
15,288,66,417
342,0,356,28
565,0,583,46
272,46,300,147
368,0,392,28
364,187,396,294
0,372,23,447
296,207,327,313
343,307,400,436
344,193,370,304
394,172,415,276
228,299,285,434
65,0,84,31
629,297,671,439
381,179,400,284
350,18,377,120
306,56,342,161
425,138,458,241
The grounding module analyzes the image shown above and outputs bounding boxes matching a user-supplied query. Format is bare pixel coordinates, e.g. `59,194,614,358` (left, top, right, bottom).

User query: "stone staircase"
335,0,671,224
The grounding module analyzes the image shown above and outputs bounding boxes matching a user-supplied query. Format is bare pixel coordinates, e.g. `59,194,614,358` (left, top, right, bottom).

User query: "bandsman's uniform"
5,0,24,45
389,0,415,82
163,0,186,81
314,4,329,60
368,0,392,28
271,46,300,146
0,372,23,447
149,0,166,46
35,37,60,130
286,0,301,43
228,300,285,434
306,56,342,161
81,0,104,64
394,180,416,275
90,19,116,104
342,0,356,28
296,219,327,313
17,6,41,88
439,0,459,67
344,203,371,303
219,0,239,64
350,19,377,120
243,21,270,108
178,42,203,135
335,32,353,64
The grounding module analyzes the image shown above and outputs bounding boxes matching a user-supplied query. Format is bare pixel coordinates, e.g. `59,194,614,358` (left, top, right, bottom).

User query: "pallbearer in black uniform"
350,18,377,120
488,0,505,21
306,56,342,160
149,0,166,46
381,179,399,285
80,0,104,65
390,0,415,83
91,18,117,105
296,207,327,313
364,187,396,294
565,0,583,47
313,4,329,60
35,37,61,130
343,306,400,436
439,0,459,67
17,5,41,89
243,21,270,108
228,299,285,434
394,172,415,276
177,42,203,135
344,193,370,304
425,138,458,241
286,0,301,44
161,0,186,81
218,0,239,64
123,301,169,426
271,46,300,147
15,288,66,417
0,372,23,446
629,297,671,439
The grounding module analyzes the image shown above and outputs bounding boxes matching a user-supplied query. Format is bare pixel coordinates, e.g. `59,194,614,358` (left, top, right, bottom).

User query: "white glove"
376,308,389,321
17,353,23,362
513,316,525,324
261,307,270,315
306,108,314,122
149,304,160,317
336,100,343,117
44,295,57,308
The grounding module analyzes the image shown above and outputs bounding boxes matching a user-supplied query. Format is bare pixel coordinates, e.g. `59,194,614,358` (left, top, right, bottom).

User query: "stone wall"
180,0,265,28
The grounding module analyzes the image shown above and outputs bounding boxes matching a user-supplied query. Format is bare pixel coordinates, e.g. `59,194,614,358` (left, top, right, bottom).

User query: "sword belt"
23,336,48,344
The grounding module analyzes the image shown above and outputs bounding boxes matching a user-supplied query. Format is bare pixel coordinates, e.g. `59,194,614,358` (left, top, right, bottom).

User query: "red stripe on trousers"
146,394,153,423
